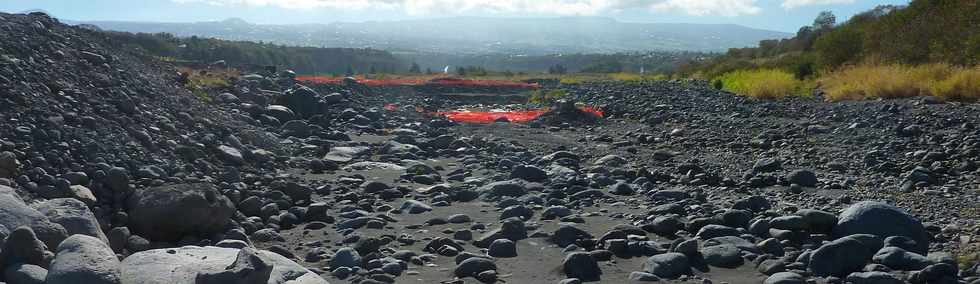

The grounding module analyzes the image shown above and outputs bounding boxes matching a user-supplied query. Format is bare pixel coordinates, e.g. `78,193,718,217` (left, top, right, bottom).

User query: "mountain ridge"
71,16,791,55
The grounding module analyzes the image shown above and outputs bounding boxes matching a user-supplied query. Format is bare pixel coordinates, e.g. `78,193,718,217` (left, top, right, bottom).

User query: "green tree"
814,25,864,69
409,62,421,73
813,11,837,31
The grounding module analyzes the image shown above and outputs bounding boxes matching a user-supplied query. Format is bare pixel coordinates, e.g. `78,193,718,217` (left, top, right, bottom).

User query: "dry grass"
714,69,809,99
179,67,239,89
821,64,980,102
178,67,239,103
528,89,569,105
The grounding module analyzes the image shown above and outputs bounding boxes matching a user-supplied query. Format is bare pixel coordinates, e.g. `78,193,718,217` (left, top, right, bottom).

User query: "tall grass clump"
714,69,806,99
932,67,980,102
821,64,980,102
528,89,569,105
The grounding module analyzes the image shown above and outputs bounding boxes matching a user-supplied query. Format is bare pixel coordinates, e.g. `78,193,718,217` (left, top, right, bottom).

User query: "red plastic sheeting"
295,76,539,89
383,103,399,111
435,106,604,124
436,110,549,123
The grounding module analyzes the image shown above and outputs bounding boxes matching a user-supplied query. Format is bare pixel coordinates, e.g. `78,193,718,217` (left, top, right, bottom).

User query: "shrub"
714,69,807,99
528,89,569,105
821,64,980,102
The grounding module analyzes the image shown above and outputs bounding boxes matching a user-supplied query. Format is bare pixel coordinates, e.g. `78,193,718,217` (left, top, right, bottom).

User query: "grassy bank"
822,64,980,102
708,64,979,102
713,69,811,99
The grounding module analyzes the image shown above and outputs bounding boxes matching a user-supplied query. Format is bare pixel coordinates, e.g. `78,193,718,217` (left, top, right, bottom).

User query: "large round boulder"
120,246,327,284
808,234,881,277
126,183,235,241
643,252,690,279
34,198,109,244
45,235,121,284
0,185,68,249
833,201,928,254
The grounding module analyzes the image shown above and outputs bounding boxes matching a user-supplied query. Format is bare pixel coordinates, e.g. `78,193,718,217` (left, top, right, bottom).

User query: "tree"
813,11,836,31
814,25,863,69
369,65,377,74
409,62,421,74
456,66,466,76
548,64,567,74
345,65,354,76
425,68,433,75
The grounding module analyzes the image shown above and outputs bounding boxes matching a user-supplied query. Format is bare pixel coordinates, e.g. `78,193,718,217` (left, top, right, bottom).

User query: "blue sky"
1,0,909,32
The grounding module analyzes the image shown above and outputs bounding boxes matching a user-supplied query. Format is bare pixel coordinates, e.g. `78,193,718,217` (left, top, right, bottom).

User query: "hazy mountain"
76,17,791,55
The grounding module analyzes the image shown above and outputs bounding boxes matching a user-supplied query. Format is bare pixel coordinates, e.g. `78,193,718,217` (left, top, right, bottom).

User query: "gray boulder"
4,263,47,284
34,198,109,244
701,243,743,268
120,246,327,284
45,235,121,284
808,234,880,277
764,272,805,284
454,257,496,278
628,271,660,283
562,252,601,281
0,151,21,178
126,183,235,241
330,248,361,269
872,246,932,271
642,252,689,279
399,200,432,214
834,201,928,254
0,185,68,249
0,226,52,268
786,169,817,187
844,271,905,284
217,145,245,165
549,225,593,248
479,179,527,200
195,247,273,284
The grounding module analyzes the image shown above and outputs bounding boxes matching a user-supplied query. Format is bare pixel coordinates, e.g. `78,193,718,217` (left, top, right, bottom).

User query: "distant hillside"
76,17,791,55
98,31,406,75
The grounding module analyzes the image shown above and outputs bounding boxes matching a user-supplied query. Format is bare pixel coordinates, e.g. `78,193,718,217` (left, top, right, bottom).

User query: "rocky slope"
0,11,978,284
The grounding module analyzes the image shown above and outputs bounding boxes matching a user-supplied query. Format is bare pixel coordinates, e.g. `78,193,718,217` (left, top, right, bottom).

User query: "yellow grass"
178,67,239,103
821,63,980,102
714,69,808,99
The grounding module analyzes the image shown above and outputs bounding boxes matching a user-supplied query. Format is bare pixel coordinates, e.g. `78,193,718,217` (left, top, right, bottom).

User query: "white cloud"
172,0,764,16
780,0,855,9
651,0,760,17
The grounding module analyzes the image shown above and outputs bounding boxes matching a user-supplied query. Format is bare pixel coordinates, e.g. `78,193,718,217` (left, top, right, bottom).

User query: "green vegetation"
714,69,810,99
101,31,405,74
679,0,979,101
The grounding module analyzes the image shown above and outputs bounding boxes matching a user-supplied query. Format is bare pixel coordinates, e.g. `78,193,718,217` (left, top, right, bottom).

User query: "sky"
0,0,909,32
